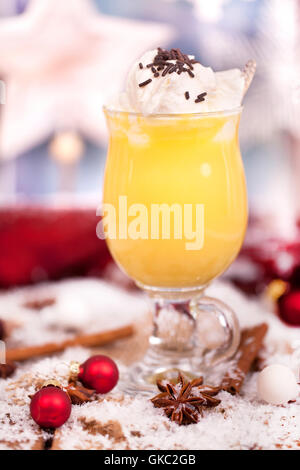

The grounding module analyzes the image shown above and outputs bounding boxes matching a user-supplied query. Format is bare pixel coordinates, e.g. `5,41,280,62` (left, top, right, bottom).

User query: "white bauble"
257,364,298,405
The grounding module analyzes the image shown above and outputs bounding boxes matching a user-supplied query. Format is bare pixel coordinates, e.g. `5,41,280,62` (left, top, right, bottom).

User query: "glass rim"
103,105,243,119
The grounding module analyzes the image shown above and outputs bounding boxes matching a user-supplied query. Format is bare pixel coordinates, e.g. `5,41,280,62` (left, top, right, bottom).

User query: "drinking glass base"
120,347,205,397
120,286,240,396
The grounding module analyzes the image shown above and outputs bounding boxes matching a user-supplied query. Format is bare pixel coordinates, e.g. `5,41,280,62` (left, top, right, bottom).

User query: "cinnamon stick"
6,325,134,362
222,323,268,395
0,361,16,378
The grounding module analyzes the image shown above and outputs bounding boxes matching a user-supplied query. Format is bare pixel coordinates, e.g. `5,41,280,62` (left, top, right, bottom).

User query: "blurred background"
1,0,300,317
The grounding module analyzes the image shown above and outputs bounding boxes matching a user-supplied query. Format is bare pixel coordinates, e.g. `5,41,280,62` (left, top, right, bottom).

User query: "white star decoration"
0,0,173,159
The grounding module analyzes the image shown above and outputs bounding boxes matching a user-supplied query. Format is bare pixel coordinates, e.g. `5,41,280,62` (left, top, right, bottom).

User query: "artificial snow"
0,278,299,450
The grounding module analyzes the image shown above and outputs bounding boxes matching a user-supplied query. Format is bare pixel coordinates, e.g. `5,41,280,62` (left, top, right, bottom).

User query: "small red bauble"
78,355,119,394
278,290,300,326
30,385,71,429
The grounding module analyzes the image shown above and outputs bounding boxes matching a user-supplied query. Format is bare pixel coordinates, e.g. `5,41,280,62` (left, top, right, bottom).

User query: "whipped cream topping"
108,48,246,114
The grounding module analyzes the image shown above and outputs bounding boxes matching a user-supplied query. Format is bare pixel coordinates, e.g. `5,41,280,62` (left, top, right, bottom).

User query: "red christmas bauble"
78,355,119,394
30,386,71,429
278,290,300,326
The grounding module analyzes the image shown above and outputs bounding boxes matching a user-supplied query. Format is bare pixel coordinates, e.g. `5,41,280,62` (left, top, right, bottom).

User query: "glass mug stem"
124,286,240,395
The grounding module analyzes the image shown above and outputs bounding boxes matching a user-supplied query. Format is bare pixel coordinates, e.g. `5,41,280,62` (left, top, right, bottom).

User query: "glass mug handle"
190,296,240,366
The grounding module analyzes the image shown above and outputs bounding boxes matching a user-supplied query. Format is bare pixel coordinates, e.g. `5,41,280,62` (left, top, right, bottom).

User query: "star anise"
66,383,95,405
151,374,221,425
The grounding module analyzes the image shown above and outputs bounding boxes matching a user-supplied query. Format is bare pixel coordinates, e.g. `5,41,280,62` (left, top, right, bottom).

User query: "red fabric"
0,207,111,288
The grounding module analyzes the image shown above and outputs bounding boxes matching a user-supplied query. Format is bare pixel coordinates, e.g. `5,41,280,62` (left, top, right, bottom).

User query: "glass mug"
102,107,247,393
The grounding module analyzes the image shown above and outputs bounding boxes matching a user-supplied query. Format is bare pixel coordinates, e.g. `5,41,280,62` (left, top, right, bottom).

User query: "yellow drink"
103,109,247,289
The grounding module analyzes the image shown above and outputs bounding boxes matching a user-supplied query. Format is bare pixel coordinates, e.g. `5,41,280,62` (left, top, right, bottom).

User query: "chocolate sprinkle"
195,92,207,103
144,47,200,83
162,63,173,77
139,79,152,88
139,48,205,103
168,65,177,74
